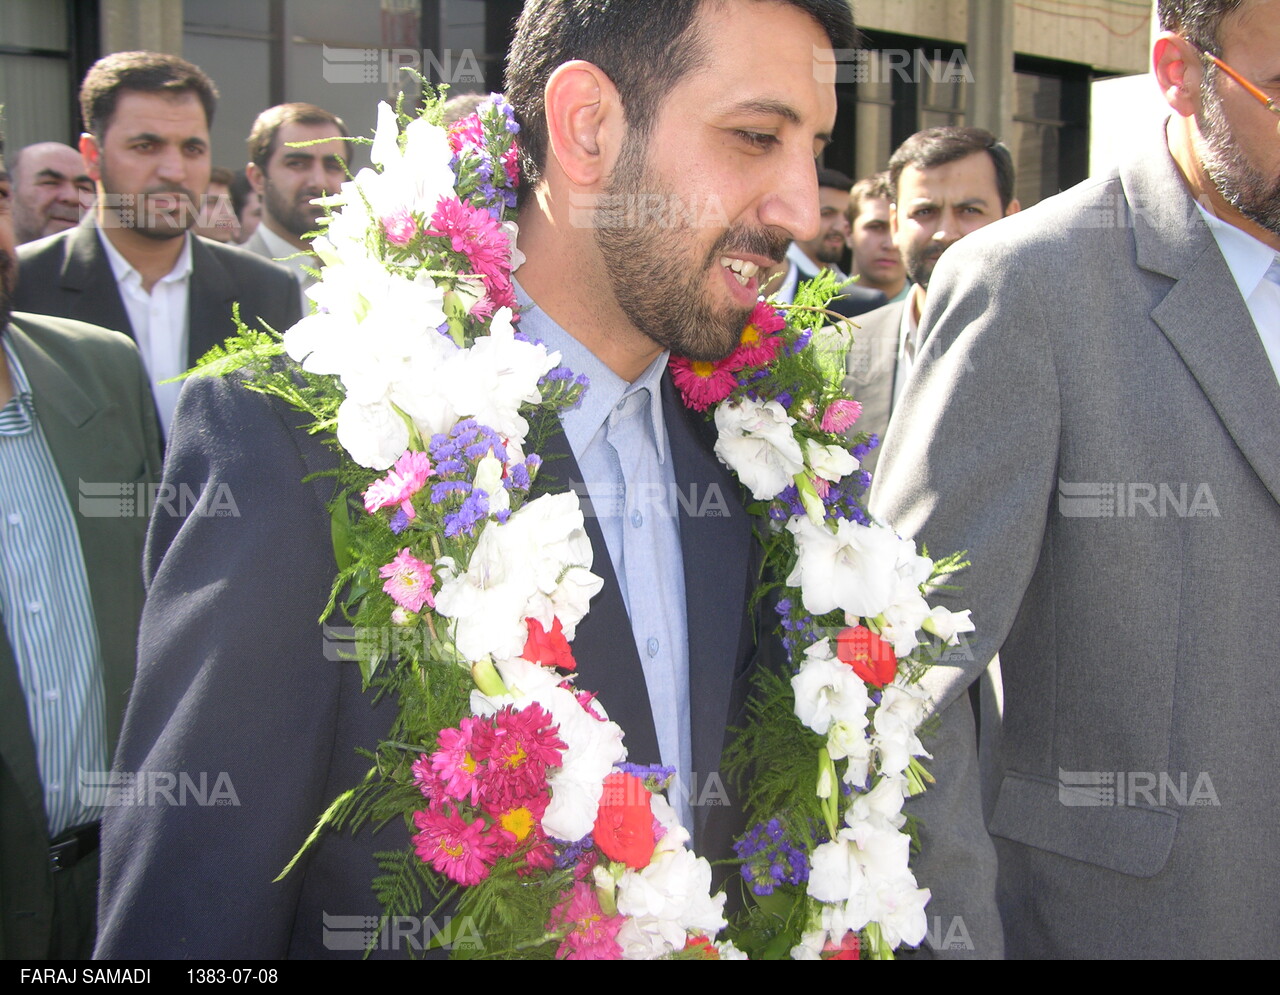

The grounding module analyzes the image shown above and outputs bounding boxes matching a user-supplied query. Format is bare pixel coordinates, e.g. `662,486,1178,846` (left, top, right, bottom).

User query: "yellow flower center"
691,361,717,379
500,806,535,841
740,322,763,347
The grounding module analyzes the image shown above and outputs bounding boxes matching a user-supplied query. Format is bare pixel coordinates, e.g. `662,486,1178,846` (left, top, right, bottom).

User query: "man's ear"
79,133,102,182
1154,32,1202,118
246,161,266,196
542,59,625,188
1003,198,1022,217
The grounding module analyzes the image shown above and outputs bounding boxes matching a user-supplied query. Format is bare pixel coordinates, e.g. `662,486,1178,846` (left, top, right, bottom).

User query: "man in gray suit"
870,0,1280,958
241,103,350,313
846,128,1018,476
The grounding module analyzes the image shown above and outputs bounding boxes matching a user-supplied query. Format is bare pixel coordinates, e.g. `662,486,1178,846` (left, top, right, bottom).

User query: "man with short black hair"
15,52,300,435
845,127,1019,474
97,0,858,959
871,0,1280,957
8,143,94,245
241,103,351,308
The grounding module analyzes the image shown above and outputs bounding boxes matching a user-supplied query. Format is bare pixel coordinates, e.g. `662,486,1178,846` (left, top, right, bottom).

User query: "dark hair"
1157,0,1248,54
506,0,857,198
209,165,233,188
888,126,1016,212
848,170,893,218
247,102,351,170
816,166,854,192
80,51,218,138
228,168,253,218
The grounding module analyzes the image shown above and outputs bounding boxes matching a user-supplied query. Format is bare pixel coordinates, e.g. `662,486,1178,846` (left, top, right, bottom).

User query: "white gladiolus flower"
713,398,804,499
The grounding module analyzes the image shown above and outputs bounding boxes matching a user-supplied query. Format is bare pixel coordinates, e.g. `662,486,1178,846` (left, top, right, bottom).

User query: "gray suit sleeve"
867,233,1062,959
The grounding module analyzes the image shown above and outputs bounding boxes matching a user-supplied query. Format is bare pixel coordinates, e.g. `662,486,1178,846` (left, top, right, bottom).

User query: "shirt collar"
98,228,194,288
257,223,317,274
1195,201,1279,302
0,331,36,435
513,282,669,464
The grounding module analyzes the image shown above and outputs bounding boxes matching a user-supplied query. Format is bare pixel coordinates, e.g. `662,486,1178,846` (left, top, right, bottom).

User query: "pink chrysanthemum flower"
382,209,418,246
430,717,485,805
411,753,435,800
379,548,435,613
821,399,863,434
447,114,486,155
670,356,738,412
472,704,566,812
412,805,499,886
726,301,786,369
364,451,433,518
551,883,624,960
426,197,510,279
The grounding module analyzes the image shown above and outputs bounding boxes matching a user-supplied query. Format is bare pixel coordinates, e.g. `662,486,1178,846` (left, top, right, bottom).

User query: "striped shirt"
0,332,106,836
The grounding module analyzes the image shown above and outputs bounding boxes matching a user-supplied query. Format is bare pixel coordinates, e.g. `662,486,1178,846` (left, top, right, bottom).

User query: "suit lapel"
187,237,234,365
60,224,133,337
1125,134,1280,506
662,375,752,830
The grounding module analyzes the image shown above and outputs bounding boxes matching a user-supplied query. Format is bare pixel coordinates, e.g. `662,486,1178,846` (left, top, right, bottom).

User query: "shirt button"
631,510,643,528
616,400,626,412
646,637,659,657
7,513,20,525
28,600,42,613
44,688,60,701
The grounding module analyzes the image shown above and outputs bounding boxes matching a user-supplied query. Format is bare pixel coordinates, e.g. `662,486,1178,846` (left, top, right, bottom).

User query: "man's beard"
902,239,946,292
1197,71,1280,238
814,238,845,266
593,139,788,362
264,176,322,241
100,162,198,241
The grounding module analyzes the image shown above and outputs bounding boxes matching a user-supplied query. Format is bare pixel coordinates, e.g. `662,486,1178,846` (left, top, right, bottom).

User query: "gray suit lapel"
1125,136,1280,506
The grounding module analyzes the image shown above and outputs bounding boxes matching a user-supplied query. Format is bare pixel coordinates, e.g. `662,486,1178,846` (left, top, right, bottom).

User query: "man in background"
8,143,93,246
241,102,351,310
846,171,908,304
16,52,300,436
845,128,1018,475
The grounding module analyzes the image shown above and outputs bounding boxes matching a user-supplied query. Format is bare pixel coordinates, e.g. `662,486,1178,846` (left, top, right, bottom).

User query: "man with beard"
241,103,351,312
95,0,856,958
844,127,1018,475
869,0,1280,958
8,143,94,246
15,52,300,436
0,137,161,959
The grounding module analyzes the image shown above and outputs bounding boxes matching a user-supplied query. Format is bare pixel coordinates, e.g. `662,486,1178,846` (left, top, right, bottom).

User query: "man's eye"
737,131,777,150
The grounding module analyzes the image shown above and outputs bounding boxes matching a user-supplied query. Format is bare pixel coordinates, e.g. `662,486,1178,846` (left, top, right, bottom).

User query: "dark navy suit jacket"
96,367,762,958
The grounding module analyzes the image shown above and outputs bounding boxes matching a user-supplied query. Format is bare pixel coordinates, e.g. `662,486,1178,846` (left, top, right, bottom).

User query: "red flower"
594,772,656,869
522,616,576,671
835,625,898,687
823,931,861,960
685,934,720,959
726,301,786,369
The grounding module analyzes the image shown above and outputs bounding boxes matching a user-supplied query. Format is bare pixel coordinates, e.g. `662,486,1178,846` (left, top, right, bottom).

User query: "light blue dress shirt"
514,288,694,832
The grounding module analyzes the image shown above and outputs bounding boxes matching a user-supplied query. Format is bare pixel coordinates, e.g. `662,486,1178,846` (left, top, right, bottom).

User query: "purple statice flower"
430,433,459,462
508,461,531,491
775,391,793,409
554,834,595,871
444,489,489,538
431,480,471,504
786,329,813,356
525,453,543,474
389,508,412,534
734,820,811,896
494,508,511,525
433,458,466,476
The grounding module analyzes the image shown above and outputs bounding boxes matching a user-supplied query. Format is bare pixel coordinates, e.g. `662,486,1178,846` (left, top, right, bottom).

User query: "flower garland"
191,89,971,961
671,276,974,961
